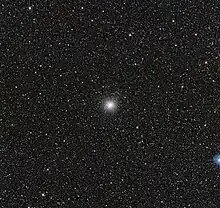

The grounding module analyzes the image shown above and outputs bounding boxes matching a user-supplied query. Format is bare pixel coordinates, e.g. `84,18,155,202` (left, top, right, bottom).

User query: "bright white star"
213,154,220,167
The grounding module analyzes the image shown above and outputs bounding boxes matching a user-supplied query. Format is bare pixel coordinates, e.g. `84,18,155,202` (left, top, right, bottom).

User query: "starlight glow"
213,154,220,167
104,100,117,112
106,101,115,109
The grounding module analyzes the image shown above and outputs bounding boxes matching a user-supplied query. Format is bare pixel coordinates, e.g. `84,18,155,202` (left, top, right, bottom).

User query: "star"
213,154,220,167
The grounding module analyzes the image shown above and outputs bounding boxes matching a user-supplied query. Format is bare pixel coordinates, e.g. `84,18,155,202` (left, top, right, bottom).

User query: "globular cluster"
101,97,119,114
104,100,117,111
1,1,220,208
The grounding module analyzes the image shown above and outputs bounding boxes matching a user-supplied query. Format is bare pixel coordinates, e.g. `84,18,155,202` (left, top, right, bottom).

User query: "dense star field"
1,1,220,207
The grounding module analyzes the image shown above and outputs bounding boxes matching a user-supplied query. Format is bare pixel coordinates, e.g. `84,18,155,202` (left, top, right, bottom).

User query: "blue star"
213,154,220,167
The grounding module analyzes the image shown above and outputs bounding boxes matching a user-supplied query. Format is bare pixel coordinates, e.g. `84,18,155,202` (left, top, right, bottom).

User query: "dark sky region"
1,1,220,207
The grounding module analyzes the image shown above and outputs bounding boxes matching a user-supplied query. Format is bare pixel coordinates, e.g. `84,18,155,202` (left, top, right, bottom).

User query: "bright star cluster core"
104,100,117,112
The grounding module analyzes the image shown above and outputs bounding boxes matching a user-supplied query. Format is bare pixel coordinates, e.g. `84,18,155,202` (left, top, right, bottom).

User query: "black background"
1,1,220,207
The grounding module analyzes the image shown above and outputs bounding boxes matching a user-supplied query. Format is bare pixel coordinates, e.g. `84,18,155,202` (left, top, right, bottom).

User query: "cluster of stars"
104,100,117,112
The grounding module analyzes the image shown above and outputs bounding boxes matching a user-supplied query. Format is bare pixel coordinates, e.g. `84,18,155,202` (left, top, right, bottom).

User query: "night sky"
1,1,220,207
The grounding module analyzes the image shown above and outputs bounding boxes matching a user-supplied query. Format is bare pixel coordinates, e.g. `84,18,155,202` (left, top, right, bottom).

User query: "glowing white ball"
106,101,115,109
104,100,117,112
